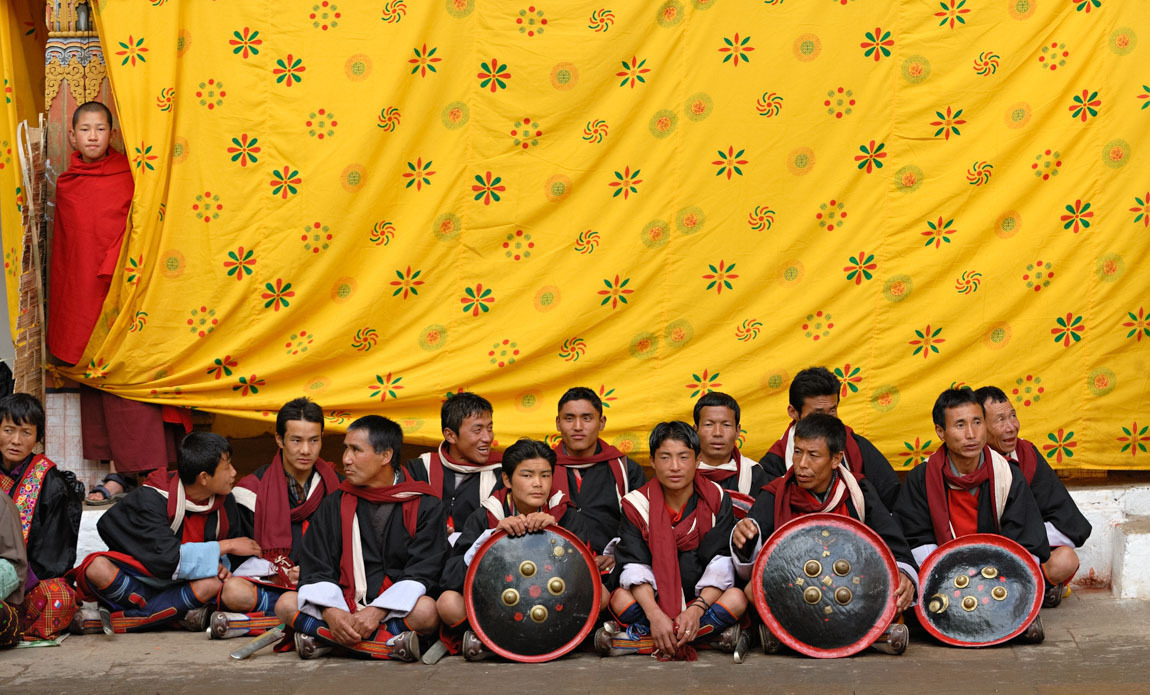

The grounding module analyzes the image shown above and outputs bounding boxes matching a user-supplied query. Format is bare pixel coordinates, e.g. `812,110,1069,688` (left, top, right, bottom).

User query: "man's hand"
595,555,616,573
731,518,759,550
321,607,361,646
286,566,301,586
217,563,232,581
648,610,677,656
349,606,386,639
220,537,262,557
674,603,705,647
496,515,529,537
894,572,915,613
522,512,555,533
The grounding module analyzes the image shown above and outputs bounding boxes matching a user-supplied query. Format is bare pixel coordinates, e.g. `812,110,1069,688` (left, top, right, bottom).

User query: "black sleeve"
26,470,80,578
855,434,901,510
1002,467,1051,563
97,487,183,579
1026,443,1092,547
611,509,652,571
748,463,769,499
625,458,647,493
737,491,777,563
858,480,916,570
222,496,253,568
404,457,429,483
698,493,735,561
441,505,490,593
892,466,938,550
400,496,450,595
558,506,592,549
759,452,785,482
297,493,344,589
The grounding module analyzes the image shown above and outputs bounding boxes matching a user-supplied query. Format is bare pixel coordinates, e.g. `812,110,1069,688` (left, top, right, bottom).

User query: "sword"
98,607,114,636
229,625,286,661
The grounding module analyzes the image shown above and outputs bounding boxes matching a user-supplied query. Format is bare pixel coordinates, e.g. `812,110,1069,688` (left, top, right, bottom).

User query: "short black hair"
649,421,701,456
794,413,847,456
974,385,1010,407
789,366,840,412
501,438,557,477
276,397,325,438
72,101,113,128
441,392,493,435
557,387,602,415
0,393,45,442
177,432,232,485
692,391,740,427
348,415,403,470
932,387,983,429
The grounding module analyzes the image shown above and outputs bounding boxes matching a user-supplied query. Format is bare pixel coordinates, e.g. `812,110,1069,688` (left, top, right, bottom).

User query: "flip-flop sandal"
85,483,122,505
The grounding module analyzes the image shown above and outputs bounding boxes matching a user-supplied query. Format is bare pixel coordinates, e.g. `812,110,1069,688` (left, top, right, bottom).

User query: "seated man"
894,388,1049,641
598,421,749,662
274,416,447,661
405,392,501,543
215,397,340,638
71,432,259,633
731,414,915,655
552,387,647,574
1,493,28,648
437,438,600,661
693,391,766,517
0,394,81,640
976,386,1092,607
761,367,901,509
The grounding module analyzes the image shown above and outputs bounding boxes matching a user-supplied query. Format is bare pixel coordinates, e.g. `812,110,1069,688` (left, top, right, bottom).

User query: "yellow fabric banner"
75,0,1148,468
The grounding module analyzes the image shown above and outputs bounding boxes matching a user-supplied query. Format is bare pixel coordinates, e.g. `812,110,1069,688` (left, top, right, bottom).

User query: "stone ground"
2,589,1147,694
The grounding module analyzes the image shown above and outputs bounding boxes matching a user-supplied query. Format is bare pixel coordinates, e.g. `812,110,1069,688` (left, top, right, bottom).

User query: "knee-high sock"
249,585,282,615
107,583,208,633
292,610,325,638
91,567,151,612
385,616,408,637
695,601,737,639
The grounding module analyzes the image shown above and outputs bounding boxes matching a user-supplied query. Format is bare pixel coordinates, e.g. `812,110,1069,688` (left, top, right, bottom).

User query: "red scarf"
144,470,229,542
237,455,339,562
48,149,133,364
483,487,573,527
551,439,628,499
336,479,433,612
1008,438,1039,485
696,448,743,484
764,467,852,527
426,444,502,495
766,422,866,477
923,446,998,544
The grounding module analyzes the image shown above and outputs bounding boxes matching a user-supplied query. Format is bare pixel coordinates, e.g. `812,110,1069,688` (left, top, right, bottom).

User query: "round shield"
752,513,898,658
914,533,1042,647
464,525,601,663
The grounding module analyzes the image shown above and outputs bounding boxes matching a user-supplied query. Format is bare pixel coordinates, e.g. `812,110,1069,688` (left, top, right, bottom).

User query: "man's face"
556,399,604,456
983,400,1020,455
276,419,322,478
651,438,698,494
445,412,494,464
789,394,839,422
503,457,553,513
201,453,237,496
342,428,393,487
937,403,986,464
696,406,738,462
0,417,37,468
68,110,112,163
792,436,842,494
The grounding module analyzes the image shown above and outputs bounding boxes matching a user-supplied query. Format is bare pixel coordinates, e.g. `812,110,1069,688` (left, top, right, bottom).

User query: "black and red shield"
752,513,898,658
914,533,1042,647
464,525,601,663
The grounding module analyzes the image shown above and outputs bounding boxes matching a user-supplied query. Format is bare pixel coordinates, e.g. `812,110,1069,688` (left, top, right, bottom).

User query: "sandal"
86,473,132,506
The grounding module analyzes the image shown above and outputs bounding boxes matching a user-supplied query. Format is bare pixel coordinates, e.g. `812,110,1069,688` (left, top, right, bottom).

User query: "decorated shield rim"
464,524,602,663
752,512,898,658
913,533,1042,648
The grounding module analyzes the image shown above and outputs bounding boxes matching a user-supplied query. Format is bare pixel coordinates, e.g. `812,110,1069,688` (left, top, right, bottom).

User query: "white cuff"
464,530,496,567
232,486,257,512
730,520,763,581
695,555,735,594
368,579,425,615
233,557,275,578
298,581,345,619
1045,521,1075,549
896,562,920,597
619,563,656,591
448,531,462,547
911,544,938,568
601,537,621,556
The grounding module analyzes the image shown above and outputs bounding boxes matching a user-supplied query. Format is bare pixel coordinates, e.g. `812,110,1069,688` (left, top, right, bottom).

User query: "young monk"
693,391,766,518
731,414,915,655
894,388,1049,642
274,416,447,661
71,433,259,633
760,367,901,509
0,394,81,640
552,387,647,573
213,397,340,638
976,386,1091,607
0,493,28,648
598,421,749,662
405,392,502,542
436,438,598,661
